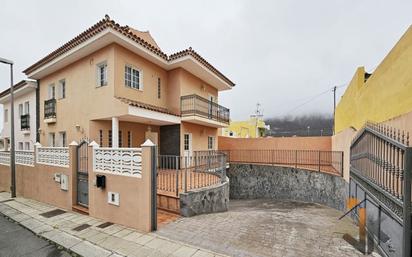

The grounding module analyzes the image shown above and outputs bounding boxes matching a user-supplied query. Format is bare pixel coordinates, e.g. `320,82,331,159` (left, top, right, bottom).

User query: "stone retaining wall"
179,177,229,217
227,164,348,211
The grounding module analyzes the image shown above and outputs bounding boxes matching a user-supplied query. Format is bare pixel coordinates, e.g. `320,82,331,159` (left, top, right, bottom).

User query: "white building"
0,80,37,151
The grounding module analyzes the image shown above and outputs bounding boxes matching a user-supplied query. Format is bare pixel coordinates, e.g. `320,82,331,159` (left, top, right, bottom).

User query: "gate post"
403,148,412,257
141,139,157,231
68,141,78,208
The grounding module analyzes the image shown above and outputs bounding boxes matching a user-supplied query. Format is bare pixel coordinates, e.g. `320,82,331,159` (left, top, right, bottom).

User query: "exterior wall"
221,117,268,138
181,122,218,154
159,124,180,155
218,136,332,151
0,166,10,192
89,120,159,147
1,87,37,150
113,45,168,109
227,163,348,211
179,69,218,100
335,26,412,133
179,177,229,217
38,44,128,146
332,127,357,182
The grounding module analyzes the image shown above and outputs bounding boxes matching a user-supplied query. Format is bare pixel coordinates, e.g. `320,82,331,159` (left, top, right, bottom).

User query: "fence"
0,151,35,166
221,149,343,176
350,122,411,257
93,147,142,177
157,151,227,197
36,147,69,167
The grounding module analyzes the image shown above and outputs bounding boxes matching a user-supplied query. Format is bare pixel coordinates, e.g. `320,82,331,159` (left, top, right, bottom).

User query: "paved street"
157,199,381,257
0,214,71,257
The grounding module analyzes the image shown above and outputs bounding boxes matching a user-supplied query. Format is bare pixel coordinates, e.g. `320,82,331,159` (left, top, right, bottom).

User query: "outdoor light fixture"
0,57,16,198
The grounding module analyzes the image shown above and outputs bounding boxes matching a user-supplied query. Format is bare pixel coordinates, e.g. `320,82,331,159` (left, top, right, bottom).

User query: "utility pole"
0,57,16,198
333,86,337,135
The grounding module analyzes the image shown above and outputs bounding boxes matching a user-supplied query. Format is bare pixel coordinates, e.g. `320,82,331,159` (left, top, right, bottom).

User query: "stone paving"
157,199,382,257
0,192,227,257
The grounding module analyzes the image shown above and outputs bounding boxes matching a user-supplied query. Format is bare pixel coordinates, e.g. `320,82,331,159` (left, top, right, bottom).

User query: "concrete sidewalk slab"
0,192,228,257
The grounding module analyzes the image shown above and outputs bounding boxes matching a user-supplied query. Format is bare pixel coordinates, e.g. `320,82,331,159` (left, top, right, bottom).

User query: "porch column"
112,117,119,148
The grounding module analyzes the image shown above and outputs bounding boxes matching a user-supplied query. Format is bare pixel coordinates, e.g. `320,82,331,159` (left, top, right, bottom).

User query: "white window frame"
208,136,215,150
24,101,30,115
58,79,66,99
18,104,23,116
24,142,30,150
125,65,143,90
18,142,23,150
48,84,56,99
59,131,67,147
48,132,56,147
96,62,108,87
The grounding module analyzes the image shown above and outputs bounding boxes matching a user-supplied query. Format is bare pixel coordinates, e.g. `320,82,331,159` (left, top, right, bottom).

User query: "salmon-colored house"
23,15,235,157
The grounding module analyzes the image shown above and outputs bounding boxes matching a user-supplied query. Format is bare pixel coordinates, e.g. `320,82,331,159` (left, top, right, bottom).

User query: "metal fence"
220,149,343,176
180,94,230,124
157,151,227,197
350,122,411,257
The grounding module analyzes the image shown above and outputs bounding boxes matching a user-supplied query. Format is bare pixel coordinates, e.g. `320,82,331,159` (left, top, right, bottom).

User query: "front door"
77,140,89,207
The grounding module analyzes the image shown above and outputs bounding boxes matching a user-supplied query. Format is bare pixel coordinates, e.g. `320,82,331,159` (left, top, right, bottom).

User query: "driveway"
157,199,379,257
0,214,71,257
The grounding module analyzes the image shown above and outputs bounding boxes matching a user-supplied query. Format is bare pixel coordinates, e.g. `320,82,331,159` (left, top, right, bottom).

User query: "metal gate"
77,139,89,207
349,122,411,257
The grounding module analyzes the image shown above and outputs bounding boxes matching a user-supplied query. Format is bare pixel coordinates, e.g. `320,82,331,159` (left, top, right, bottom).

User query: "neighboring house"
221,117,269,138
0,80,37,150
23,15,234,156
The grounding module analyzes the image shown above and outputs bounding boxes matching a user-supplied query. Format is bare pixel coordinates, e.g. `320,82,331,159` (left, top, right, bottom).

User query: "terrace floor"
157,199,381,257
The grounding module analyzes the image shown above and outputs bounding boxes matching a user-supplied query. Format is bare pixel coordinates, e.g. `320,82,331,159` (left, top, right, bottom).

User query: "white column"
112,117,119,148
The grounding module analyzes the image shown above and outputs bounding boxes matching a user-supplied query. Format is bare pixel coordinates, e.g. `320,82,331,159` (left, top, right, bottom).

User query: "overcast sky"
0,0,411,123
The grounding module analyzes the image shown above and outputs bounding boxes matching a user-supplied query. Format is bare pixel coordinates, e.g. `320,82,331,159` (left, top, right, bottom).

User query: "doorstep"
72,204,89,215
0,192,228,257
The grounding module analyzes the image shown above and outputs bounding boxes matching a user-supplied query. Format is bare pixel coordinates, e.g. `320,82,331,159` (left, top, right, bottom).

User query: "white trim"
128,105,181,124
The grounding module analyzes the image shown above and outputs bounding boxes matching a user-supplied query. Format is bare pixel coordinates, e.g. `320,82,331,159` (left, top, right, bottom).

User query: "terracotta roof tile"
23,15,235,87
116,97,180,116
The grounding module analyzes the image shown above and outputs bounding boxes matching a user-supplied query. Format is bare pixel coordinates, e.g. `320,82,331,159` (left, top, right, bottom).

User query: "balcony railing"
44,98,56,119
20,114,30,130
181,94,230,124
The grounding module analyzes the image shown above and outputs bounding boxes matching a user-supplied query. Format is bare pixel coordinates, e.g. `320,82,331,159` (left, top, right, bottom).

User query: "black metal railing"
220,149,343,176
20,114,30,130
44,99,56,119
350,122,411,257
157,151,227,197
181,94,230,124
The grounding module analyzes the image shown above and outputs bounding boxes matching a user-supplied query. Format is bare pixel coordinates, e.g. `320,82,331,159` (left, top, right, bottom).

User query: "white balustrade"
0,151,10,166
94,148,142,177
16,151,34,166
36,147,69,167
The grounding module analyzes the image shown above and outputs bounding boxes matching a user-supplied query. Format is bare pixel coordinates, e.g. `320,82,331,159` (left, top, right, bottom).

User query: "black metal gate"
77,139,89,207
349,122,411,257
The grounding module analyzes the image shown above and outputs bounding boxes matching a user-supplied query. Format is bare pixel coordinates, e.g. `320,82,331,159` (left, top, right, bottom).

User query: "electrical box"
54,173,61,183
60,174,68,191
107,192,119,206
96,175,106,189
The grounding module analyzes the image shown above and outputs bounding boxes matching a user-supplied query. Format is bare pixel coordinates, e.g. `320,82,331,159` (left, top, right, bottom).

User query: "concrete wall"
227,163,348,211
179,177,229,217
335,25,412,133
332,127,357,182
218,136,332,151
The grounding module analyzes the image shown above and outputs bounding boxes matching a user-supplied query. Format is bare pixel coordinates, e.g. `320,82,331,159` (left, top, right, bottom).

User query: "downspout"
36,79,40,143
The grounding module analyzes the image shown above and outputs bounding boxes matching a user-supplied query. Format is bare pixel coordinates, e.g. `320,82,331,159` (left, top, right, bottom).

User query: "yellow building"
222,116,269,138
335,25,412,133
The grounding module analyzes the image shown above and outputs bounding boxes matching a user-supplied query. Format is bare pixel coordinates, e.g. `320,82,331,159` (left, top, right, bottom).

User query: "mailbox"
96,174,106,189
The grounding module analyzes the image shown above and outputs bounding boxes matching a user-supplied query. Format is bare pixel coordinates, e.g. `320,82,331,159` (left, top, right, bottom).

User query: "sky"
0,0,411,124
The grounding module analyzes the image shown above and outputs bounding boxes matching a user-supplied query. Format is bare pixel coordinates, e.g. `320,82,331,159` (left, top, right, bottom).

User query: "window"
18,104,23,116
48,133,55,147
157,78,161,99
99,130,103,147
108,130,112,147
208,136,215,150
24,142,30,150
229,131,234,137
97,62,108,87
118,130,122,147
18,142,23,150
127,131,132,147
48,84,55,99
58,79,66,99
184,134,190,151
125,65,142,90
4,109,8,123
24,101,29,115
59,131,66,147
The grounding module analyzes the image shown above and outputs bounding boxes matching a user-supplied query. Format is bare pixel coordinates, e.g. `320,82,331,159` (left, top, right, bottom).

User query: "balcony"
20,114,30,133
181,94,230,127
44,98,56,123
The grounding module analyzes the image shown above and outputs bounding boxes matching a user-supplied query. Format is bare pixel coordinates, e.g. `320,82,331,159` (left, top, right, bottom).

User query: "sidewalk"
0,192,227,257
